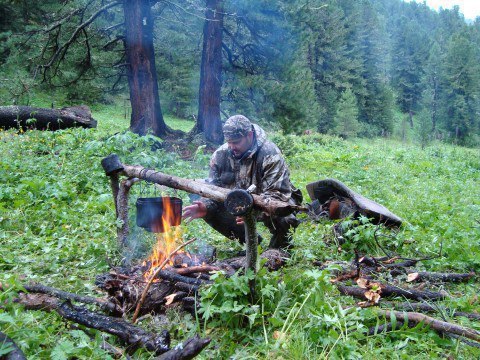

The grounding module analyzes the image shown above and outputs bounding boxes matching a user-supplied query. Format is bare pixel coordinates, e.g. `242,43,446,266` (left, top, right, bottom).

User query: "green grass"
0,103,479,359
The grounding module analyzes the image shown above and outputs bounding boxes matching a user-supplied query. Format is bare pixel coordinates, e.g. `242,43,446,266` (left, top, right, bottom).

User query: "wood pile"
11,248,288,358
315,255,479,347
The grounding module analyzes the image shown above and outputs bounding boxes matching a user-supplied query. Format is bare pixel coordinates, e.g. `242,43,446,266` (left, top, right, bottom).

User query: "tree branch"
37,1,122,79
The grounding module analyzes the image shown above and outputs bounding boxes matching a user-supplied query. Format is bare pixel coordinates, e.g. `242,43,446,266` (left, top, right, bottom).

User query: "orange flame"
143,197,183,280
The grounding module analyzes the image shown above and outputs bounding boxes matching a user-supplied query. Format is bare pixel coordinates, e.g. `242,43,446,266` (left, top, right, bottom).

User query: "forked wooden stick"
132,238,197,323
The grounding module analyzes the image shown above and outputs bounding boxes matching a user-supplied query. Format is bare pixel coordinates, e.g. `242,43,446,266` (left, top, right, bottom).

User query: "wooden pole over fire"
101,154,305,216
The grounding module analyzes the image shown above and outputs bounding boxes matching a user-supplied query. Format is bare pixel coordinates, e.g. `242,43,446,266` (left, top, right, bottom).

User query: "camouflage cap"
223,115,253,141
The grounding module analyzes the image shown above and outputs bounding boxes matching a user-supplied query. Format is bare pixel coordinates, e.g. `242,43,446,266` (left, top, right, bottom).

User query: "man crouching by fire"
182,115,302,250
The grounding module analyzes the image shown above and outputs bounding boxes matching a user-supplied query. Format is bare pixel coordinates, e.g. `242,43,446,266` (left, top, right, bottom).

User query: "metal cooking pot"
136,196,182,233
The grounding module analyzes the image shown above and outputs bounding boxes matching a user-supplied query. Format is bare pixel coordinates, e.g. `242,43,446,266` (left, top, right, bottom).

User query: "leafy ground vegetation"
0,103,479,359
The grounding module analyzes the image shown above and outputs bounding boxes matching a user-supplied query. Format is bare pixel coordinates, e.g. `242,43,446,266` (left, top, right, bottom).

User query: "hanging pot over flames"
136,196,182,233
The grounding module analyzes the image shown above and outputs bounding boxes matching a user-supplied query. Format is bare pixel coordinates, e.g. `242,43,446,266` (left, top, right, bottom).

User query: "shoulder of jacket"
211,144,231,163
258,140,282,157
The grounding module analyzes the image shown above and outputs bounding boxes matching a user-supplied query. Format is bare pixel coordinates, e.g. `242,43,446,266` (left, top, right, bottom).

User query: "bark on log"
156,270,207,286
23,283,121,314
120,164,306,216
367,320,409,336
172,253,197,268
154,334,210,360
407,272,475,283
174,282,199,294
0,331,27,360
172,265,220,276
117,178,139,246
0,105,97,130
16,293,171,355
383,301,480,321
215,249,289,272
337,284,447,301
95,273,174,316
378,310,480,342
382,259,418,269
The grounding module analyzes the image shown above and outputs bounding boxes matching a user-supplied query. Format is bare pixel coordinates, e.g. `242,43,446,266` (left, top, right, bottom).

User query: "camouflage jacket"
203,124,302,215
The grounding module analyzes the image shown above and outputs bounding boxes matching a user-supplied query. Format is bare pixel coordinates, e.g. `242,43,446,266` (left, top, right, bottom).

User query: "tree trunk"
196,0,224,144
431,75,438,133
0,105,96,130
124,0,167,137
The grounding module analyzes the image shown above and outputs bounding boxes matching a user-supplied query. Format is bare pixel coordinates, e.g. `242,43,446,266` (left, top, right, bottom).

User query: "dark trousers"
204,202,299,249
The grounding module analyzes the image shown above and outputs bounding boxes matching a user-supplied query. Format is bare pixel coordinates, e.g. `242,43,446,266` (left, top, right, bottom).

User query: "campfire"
141,197,191,280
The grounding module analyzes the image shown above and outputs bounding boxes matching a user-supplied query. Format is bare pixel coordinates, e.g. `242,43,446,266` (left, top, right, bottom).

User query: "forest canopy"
0,0,479,145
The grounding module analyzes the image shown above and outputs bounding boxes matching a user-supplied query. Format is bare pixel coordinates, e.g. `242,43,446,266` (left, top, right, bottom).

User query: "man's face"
227,131,253,158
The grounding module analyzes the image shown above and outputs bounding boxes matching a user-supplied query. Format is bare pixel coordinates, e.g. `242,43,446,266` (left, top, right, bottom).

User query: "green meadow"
0,104,479,359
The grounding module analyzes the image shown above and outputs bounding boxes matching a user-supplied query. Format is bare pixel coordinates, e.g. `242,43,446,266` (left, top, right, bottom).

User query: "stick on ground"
378,309,480,342
16,293,170,355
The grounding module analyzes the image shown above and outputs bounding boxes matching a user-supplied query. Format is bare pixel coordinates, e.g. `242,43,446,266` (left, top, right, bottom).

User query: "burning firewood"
172,265,221,276
156,270,208,286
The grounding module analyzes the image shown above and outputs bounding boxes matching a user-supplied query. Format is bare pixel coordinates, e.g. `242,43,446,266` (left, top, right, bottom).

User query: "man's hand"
182,201,207,223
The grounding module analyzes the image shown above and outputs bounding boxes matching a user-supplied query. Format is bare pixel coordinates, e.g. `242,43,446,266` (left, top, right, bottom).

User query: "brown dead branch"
367,320,411,336
172,265,221,276
23,283,121,314
378,310,480,342
156,270,208,286
337,283,447,302
382,302,480,321
132,238,197,323
117,178,140,246
154,334,211,360
174,282,200,294
16,293,170,355
36,1,122,80
407,272,475,283
0,105,97,130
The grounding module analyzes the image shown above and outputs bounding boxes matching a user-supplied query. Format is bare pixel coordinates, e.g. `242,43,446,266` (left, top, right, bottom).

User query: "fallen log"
0,105,97,130
164,292,188,306
382,259,418,269
337,284,447,301
174,282,199,294
23,282,121,314
16,293,170,355
378,310,480,343
155,335,210,360
367,320,410,336
0,331,27,360
172,265,220,276
383,301,480,321
215,249,288,272
156,270,207,286
407,272,475,283
172,253,197,268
